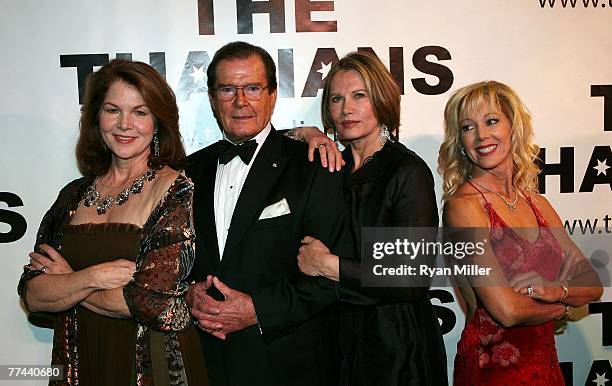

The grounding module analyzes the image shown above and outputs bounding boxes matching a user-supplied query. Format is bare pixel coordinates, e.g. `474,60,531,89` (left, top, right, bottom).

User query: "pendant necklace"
468,175,518,212
83,169,157,215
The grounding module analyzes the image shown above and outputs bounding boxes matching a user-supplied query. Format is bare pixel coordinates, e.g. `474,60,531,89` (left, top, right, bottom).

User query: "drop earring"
379,124,391,145
153,129,160,157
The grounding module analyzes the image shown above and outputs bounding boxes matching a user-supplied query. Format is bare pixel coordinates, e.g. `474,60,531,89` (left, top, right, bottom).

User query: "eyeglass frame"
213,83,270,101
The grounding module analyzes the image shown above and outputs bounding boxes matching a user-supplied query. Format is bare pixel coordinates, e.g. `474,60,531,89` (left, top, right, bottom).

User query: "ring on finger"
40,265,48,272
527,284,533,295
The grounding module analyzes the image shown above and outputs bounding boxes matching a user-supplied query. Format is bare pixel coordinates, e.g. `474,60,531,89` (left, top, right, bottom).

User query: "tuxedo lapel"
220,130,289,270
192,144,222,267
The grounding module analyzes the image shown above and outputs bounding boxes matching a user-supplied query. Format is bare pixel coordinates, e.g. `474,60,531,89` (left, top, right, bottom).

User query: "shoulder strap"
466,180,501,227
466,180,489,204
524,193,549,227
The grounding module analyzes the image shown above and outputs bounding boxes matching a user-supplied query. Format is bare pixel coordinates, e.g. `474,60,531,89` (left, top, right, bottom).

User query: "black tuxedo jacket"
187,128,354,386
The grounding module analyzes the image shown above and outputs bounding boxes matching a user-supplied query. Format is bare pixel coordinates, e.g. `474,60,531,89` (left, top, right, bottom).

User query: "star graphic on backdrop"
189,65,206,85
317,62,332,80
592,372,609,386
593,159,610,176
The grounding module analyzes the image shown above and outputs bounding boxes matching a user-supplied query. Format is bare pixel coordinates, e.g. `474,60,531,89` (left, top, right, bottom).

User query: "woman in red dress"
438,80,602,385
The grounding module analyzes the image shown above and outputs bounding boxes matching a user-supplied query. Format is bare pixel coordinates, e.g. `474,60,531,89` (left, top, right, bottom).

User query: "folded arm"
510,195,603,307
444,196,567,328
81,288,131,318
24,244,134,314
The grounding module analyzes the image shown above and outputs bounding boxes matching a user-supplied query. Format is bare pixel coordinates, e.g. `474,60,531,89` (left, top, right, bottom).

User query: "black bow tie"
218,139,257,165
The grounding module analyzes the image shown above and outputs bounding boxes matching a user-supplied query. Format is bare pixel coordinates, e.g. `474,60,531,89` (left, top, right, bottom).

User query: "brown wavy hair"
438,80,541,200
321,51,400,139
76,59,185,177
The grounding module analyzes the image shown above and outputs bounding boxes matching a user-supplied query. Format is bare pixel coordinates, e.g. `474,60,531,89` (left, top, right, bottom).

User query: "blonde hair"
321,51,400,139
438,80,540,200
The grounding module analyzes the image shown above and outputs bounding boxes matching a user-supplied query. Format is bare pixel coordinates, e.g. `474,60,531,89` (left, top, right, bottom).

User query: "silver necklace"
84,169,157,215
469,174,518,212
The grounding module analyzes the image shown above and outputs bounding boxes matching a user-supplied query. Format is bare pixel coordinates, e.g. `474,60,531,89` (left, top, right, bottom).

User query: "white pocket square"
259,198,291,220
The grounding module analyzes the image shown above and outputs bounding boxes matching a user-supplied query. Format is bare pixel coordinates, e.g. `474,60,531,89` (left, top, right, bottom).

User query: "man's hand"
186,276,213,307
190,275,226,338
191,276,258,340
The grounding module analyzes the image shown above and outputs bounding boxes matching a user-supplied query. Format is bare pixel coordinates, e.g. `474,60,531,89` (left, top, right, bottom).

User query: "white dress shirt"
213,124,272,259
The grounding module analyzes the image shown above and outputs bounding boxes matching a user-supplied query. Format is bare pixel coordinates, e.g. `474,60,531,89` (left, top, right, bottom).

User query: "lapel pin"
272,163,277,168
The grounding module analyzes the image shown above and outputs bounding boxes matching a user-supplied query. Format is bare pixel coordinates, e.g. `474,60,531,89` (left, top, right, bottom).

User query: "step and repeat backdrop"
1,1,610,384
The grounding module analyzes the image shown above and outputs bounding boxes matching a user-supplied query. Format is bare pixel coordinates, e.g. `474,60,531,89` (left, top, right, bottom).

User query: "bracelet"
285,128,301,141
559,283,569,303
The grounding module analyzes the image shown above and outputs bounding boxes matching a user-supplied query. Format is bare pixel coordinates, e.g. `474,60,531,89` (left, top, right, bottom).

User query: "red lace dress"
454,183,565,386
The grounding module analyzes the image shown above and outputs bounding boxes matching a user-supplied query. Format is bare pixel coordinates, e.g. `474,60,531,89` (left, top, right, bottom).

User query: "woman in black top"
297,51,447,386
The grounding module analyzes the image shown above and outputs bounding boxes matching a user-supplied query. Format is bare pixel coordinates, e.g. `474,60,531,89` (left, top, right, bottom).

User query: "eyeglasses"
214,84,269,101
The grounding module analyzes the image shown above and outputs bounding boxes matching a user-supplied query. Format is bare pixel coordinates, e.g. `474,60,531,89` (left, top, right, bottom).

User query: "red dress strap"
466,180,489,204
524,194,550,227
466,180,499,226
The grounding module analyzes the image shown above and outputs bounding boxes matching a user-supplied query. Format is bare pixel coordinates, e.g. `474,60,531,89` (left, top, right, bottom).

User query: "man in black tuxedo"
187,41,352,386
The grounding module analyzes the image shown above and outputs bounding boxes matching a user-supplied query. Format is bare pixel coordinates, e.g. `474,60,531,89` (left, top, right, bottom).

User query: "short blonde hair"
321,51,400,139
438,80,540,200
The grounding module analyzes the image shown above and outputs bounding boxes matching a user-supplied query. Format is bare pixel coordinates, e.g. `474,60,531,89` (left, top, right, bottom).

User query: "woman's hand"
289,126,344,172
509,271,564,303
23,248,134,313
87,260,136,290
298,236,339,281
29,244,74,274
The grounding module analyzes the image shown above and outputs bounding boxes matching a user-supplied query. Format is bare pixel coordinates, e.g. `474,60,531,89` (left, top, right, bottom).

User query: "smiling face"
460,101,513,174
210,55,277,143
328,69,380,147
98,80,155,165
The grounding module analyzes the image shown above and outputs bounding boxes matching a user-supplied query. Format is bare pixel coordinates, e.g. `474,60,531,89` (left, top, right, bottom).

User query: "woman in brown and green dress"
18,59,209,386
